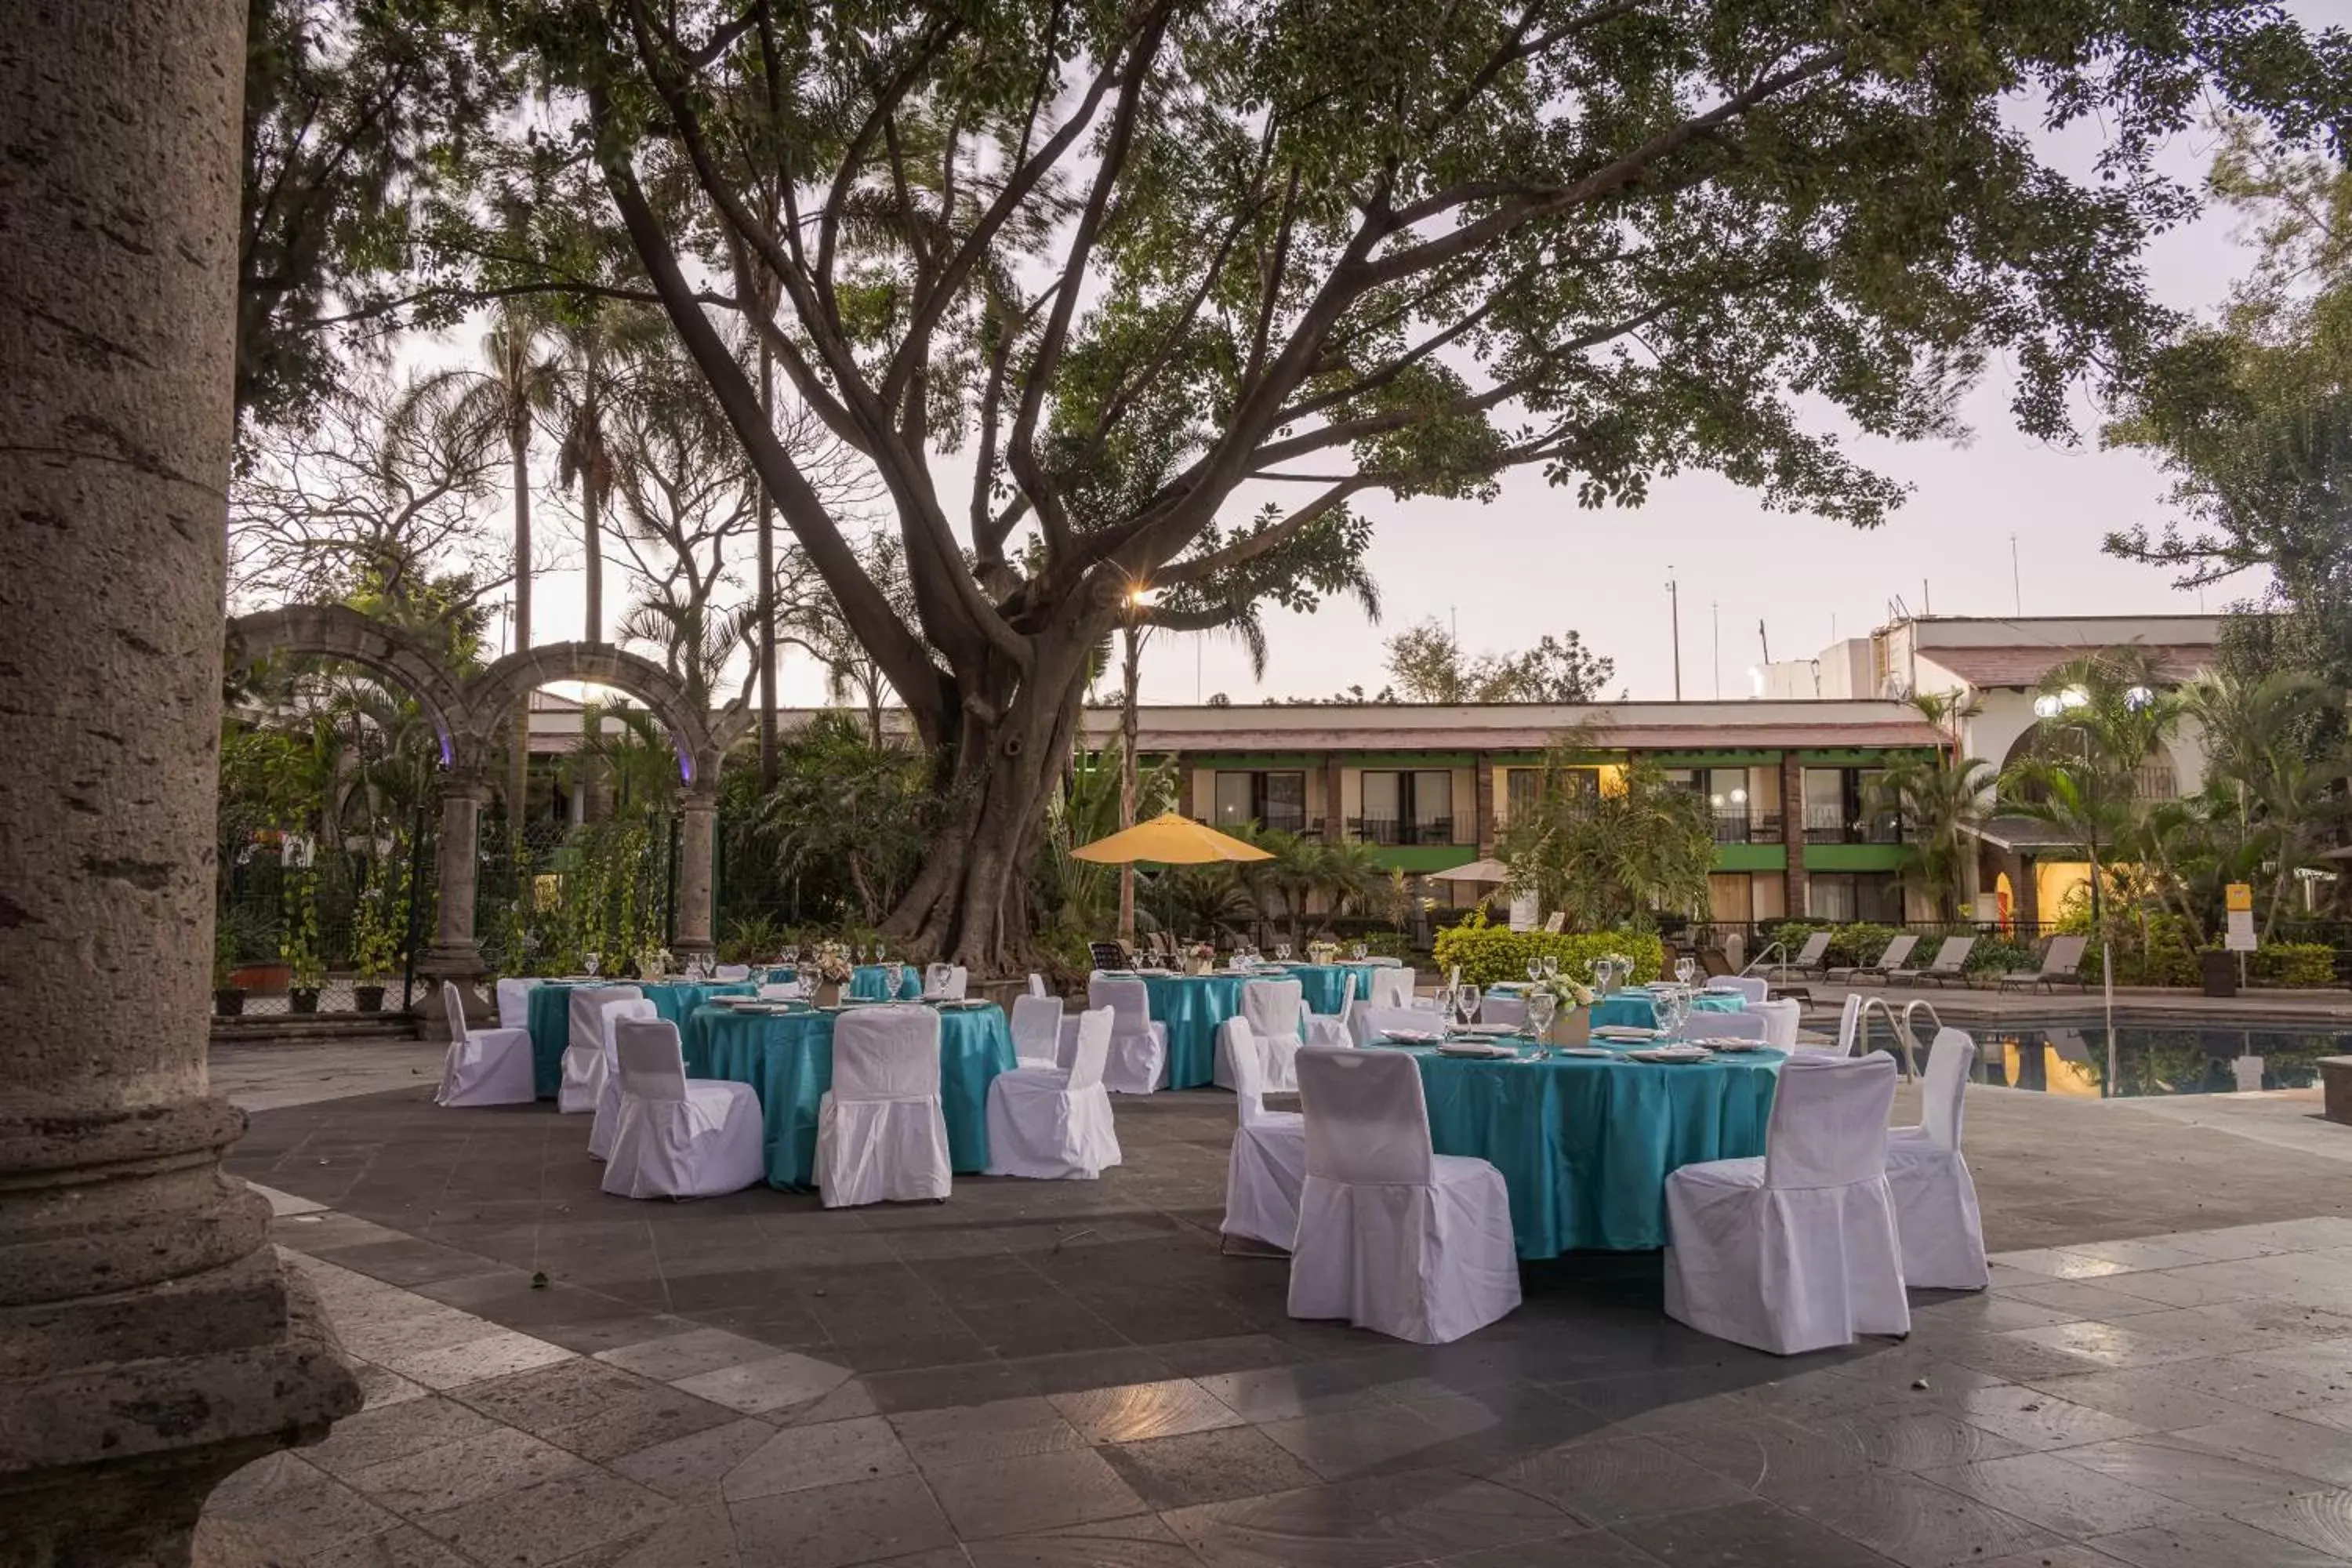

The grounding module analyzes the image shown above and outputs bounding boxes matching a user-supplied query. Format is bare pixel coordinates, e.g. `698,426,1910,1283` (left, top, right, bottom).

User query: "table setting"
521,958,760,1098
1363,979,1783,1257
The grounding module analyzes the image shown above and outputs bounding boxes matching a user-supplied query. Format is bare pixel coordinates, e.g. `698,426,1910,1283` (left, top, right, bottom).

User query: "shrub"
1962,936,2036,978
1432,910,1665,988
2238,943,2339,988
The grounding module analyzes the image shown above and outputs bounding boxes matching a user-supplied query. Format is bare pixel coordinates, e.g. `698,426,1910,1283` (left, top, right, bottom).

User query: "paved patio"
201,1047,2352,1567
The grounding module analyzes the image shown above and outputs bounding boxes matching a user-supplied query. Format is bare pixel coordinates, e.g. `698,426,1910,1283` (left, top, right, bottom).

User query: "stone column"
419,771,490,1026
0,3,360,1560
1323,756,1345,844
675,788,719,959
1780,752,1809,918
1474,754,1497,857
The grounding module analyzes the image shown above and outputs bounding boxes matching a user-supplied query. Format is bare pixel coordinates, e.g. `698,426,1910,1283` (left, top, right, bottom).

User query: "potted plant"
349,880,397,1014
287,951,325,1014
212,924,245,1018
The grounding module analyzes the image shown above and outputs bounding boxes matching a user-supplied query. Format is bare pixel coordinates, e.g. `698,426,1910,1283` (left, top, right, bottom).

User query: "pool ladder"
1853,996,1940,1080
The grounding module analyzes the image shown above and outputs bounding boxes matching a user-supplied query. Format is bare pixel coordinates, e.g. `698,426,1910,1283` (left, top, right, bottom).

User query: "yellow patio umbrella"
1071,811,1275,865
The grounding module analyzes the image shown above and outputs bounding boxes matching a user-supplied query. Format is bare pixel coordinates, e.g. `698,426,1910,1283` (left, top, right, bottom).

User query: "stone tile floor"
203,1076,2352,1567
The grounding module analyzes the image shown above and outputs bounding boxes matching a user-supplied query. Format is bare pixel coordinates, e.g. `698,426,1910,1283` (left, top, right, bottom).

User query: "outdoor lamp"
2124,684,2154,710
2033,694,2063,718
2060,687,2089,710
1730,787,1748,804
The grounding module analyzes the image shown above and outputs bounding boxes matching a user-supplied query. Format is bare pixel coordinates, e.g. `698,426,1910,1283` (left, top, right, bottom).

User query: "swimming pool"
1857,1020,2350,1098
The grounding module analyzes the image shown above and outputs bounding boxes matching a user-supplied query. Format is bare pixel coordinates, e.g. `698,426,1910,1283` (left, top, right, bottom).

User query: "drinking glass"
1526,990,1558,1050
1526,957,1544,985
1675,956,1696,986
1276,943,1292,963
1433,983,1455,1023
1351,942,1367,961
1663,988,1691,1039
1456,984,1482,1029
1541,954,1559,981
884,961,903,996
583,951,600,978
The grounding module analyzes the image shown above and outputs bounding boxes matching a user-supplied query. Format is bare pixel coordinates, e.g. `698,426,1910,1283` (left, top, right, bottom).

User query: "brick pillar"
1475,754,1497,856
1780,752,1808,917
1174,753,1192,818
1323,756,1345,843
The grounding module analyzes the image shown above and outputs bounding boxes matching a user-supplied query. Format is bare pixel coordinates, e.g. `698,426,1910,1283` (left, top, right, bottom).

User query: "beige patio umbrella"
1070,811,1274,865
1429,857,1511,884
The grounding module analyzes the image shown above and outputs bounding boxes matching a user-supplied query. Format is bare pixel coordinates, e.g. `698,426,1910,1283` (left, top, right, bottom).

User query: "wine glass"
884,960,903,996
583,951,600,978
1433,982,1455,1024
1526,956,1544,987
1661,987,1690,1040
1276,942,1292,963
1675,956,1696,986
1526,990,1558,1051
1455,983,1482,1030
1351,942,1367,962
1541,954,1559,982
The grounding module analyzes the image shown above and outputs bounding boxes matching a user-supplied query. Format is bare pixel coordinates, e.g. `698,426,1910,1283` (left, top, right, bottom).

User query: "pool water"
1859,1021,2350,1098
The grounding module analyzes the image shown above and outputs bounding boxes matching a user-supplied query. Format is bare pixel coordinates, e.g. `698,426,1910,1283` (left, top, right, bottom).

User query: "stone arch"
464,642,723,789
226,604,470,769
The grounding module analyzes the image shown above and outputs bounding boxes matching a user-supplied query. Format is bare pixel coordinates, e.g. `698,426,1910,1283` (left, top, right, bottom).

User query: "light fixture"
1709,793,1724,807
1730,787,1748,804
2032,694,2063,719
2124,684,2154,710
2060,686,2089,710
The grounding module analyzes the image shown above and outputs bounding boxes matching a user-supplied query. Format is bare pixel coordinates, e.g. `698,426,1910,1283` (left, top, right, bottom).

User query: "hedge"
2208,943,2339,989
1432,912,1665,989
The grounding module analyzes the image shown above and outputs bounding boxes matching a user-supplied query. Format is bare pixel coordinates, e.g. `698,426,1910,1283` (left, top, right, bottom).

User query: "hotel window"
1806,873,1904,924
1504,766,1596,822
1212,770,1307,833
1357,769,1454,845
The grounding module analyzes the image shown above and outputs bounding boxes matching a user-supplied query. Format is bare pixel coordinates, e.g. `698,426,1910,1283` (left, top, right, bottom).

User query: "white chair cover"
1887,1029,1990,1290
713,964,751,982
757,979,804,1000
922,963,969,1000
1219,978,1305,1093
1752,997,1802,1050
435,982,535,1106
599,1019,766,1200
1347,1005,1436,1047
1008,994,1065,1067
1220,1017,1306,1250
985,1007,1121,1180
1367,969,1417,1009
1087,973,1167,1094
561,984,643,1114
1287,1047,1521,1344
815,1006,950,1207
1026,972,1049,998
495,977,541,1031
1685,1007,1769,1042
1706,975,1769,1005
1664,1053,1911,1354
587,998,659,1155
1478,992,1528,1029
1830,992,1866,1057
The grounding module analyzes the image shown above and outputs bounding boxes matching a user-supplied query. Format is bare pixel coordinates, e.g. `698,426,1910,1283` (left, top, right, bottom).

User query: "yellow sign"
2226,883,2254,913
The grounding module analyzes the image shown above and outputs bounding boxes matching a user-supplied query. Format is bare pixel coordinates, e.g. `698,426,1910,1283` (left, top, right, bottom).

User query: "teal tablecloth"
1399,1040,1783,1257
1588,989,1744,1031
850,964,924,1001
1282,963,1384,1015
522,979,754,1098
683,1003,1015,1188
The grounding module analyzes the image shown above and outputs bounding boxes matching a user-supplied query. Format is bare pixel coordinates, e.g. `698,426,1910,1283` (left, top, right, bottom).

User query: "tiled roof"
1124,720,1946,752
1921,644,2216,688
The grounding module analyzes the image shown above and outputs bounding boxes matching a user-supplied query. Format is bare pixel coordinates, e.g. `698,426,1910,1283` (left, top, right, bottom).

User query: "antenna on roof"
1757,619,1769,665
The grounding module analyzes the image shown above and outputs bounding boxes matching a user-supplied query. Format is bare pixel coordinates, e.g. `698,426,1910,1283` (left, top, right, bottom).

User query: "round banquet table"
1388,1037,1783,1258
1480,985,1744,1033
849,964,924,1001
683,1002,1015,1189
522,978,755,1099
1280,963,1385,1016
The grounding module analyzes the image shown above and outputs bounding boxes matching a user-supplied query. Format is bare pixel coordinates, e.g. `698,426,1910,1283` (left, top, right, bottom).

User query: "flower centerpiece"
1185,940,1217,977
1305,939,1340,966
635,943,674,982
811,942,855,1005
1532,973,1596,1046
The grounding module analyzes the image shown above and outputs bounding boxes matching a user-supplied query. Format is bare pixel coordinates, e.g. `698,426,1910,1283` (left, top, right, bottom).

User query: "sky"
438,80,2287,712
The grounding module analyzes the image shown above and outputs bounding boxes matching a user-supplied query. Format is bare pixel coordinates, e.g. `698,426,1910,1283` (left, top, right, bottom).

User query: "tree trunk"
757,337,778,791
2,1,361,1552
1119,619,1141,945
507,423,532,826
579,471,604,822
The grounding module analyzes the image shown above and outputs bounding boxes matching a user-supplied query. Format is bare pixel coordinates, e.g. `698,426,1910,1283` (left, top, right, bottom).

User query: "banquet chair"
1348,1005,1437,1047
1478,990,1528,1029
1751,997,1802,1050
1305,972,1357,1047
1683,1007,1769,1042
1367,968,1417,1010
923,963,970,1000
588,997,659,1158
1704,975,1769,1005
1009,994,1065,1067
1663,1052,1910,1355
1287,1047,1520,1344
1219,1016,1306,1253
495,976,541,1031
1808,992,1866,1058
599,1018,766,1200
1886,1030,1990,1290
816,1005,951,1207
1087,973,1168,1094
758,979,805,1001
1027,972,1049,998
1219,978,1305,1093
561,984,644,1113
713,964,751,982
985,1006,1122,1180
436,982,535,1107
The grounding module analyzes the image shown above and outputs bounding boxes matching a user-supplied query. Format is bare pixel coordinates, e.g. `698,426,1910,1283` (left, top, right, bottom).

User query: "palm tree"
1870,754,1993,920
551,306,662,646
406,301,561,819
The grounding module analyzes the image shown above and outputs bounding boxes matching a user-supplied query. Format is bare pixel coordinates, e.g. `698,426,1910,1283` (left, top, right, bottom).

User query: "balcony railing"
1801,806,1905,845
1350,815,1457,846
1711,810,1784,845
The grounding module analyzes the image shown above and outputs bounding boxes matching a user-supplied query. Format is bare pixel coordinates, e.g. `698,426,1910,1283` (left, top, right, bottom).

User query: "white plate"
1457,1023,1519,1037
1559,1046,1613,1058
1592,1026,1659,1041
1380,1029,1446,1045
1691,1037,1764,1051
1630,1047,1712,1063
1437,1042,1516,1059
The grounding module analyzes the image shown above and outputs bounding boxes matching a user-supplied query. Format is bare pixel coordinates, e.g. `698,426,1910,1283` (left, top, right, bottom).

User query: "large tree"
492,0,2347,970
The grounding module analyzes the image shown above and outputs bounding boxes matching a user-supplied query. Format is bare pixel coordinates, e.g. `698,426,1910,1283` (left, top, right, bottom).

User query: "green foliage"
1500,743,1715,927
1867,757,1993,921
1382,622,1618,703
1762,921,1906,971
1033,739,1176,941
1432,911,1664,989
720,913,789,964
348,837,412,984
278,848,325,992
1963,937,2038,978
747,714,942,928
2241,944,2341,988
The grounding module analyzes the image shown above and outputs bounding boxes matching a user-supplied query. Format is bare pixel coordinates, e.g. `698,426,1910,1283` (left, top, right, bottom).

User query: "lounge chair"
1828,933,1918,984
1758,931,1831,981
1888,935,1974,987
1699,948,1734,979
1995,934,2089,992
